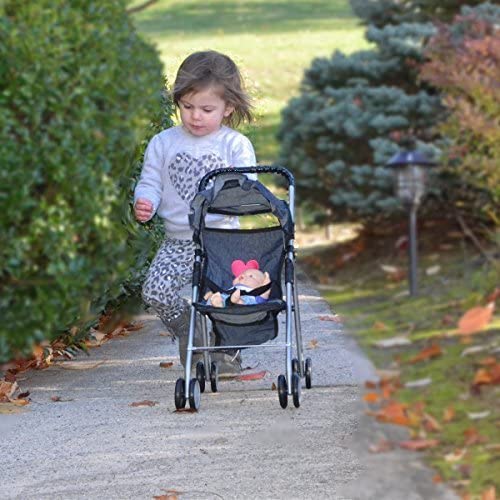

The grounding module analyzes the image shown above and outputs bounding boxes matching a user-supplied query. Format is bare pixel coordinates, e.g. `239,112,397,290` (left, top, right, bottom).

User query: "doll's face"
233,269,266,289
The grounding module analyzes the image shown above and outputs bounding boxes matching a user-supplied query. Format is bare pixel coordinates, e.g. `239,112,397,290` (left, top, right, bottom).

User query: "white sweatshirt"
134,125,256,240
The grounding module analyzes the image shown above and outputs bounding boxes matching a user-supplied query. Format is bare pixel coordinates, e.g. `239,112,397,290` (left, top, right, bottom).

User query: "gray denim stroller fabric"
189,173,291,347
190,173,293,241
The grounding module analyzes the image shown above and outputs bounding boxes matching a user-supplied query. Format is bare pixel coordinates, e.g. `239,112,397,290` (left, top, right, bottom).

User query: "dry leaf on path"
237,370,267,381
159,362,174,369
130,400,158,407
369,438,394,453
363,392,380,403
319,314,342,323
308,339,319,349
399,439,439,451
0,380,18,401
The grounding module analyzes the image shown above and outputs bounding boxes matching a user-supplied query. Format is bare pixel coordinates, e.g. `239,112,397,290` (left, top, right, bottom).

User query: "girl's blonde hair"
173,50,253,128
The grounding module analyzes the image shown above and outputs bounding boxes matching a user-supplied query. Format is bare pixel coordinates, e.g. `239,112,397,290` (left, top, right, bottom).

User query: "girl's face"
178,86,234,137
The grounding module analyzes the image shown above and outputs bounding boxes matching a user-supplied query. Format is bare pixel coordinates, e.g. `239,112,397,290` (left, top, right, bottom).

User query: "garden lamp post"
387,150,435,296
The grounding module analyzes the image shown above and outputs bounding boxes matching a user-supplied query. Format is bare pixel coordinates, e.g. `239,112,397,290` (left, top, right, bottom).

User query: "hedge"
0,0,167,362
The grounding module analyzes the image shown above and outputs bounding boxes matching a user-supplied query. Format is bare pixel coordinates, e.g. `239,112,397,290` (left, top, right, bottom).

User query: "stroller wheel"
188,378,201,411
292,373,301,408
174,378,186,409
210,362,219,393
291,358,299,376
196,361,206,393
305,357,312,389
277,374,288,409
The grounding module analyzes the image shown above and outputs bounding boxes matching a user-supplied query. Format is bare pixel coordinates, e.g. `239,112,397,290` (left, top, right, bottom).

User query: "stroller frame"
174,166,312,410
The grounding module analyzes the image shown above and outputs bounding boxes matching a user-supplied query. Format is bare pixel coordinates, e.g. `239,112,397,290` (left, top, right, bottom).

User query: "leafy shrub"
0,0,166,361
278,22,442,223
419,3,500,226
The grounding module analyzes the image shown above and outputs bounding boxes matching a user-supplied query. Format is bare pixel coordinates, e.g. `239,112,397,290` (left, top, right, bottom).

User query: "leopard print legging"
142,237,196,324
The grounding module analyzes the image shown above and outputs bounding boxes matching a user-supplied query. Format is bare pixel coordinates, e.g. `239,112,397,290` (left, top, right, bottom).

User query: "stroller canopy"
189,172,293,243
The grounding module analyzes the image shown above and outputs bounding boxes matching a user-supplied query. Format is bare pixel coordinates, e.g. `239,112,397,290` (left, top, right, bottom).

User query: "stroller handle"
198,165,294,191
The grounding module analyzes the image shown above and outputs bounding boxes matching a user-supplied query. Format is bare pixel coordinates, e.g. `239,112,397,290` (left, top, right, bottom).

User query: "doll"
204,259,271,307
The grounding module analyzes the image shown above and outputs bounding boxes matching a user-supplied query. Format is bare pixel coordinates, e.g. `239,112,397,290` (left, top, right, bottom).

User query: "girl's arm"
134,134,164,217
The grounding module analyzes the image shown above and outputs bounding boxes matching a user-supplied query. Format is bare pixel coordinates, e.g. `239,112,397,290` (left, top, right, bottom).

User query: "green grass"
300,226,500,498
131,0,370,163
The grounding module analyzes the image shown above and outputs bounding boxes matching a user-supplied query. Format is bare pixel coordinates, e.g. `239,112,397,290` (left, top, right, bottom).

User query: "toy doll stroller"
174,166,312,411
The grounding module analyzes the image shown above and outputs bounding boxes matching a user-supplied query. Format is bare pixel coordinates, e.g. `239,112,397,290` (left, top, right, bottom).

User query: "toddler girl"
134,50,256,373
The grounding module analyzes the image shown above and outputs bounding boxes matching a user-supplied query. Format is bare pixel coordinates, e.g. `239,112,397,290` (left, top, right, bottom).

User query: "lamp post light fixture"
387,150,436,296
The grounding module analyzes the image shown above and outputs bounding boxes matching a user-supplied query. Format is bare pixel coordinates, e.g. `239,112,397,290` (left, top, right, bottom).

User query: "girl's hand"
134,198,153,222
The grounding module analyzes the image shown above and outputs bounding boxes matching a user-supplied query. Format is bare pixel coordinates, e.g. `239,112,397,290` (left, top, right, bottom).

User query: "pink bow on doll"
231,259,260,277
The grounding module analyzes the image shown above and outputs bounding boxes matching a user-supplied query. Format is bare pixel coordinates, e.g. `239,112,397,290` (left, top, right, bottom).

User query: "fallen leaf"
130,400,158,407
370,401,412,426
174,407,197,413
319,314,342,323
426,265,441,275
458,303,495,335
373,321,388,331
463,427,487,446
399,439,439,451
124,322,144,332
423,413,442,432
408,344,442,364
365,380,377,389
485,288,500,303
369,438,394,453
443,406,455,423
236,370,267,381
0,380,18,402
159,362,174,369
472,365,500,387
271,382,277,391
433,475,443,483
481,485,496,500
445,448,466,462
11,398,29,406
308,339,319,349
363,392,380,403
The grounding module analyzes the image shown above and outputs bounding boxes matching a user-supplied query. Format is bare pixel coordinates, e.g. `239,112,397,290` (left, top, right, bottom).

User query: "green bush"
278,22,442,223
0,0,166,362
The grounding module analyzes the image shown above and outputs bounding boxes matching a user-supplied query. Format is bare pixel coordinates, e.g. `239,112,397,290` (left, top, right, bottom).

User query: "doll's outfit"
134,125,256,370
207,284,269,307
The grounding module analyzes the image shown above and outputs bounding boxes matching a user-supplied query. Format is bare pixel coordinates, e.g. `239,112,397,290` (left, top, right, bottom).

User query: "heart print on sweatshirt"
168,152,226,203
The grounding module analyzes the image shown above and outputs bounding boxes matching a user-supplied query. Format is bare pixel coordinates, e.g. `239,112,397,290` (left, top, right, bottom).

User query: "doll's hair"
173,50,253,127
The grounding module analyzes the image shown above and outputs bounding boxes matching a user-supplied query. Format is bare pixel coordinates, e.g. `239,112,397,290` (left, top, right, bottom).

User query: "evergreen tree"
278,21,441,223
